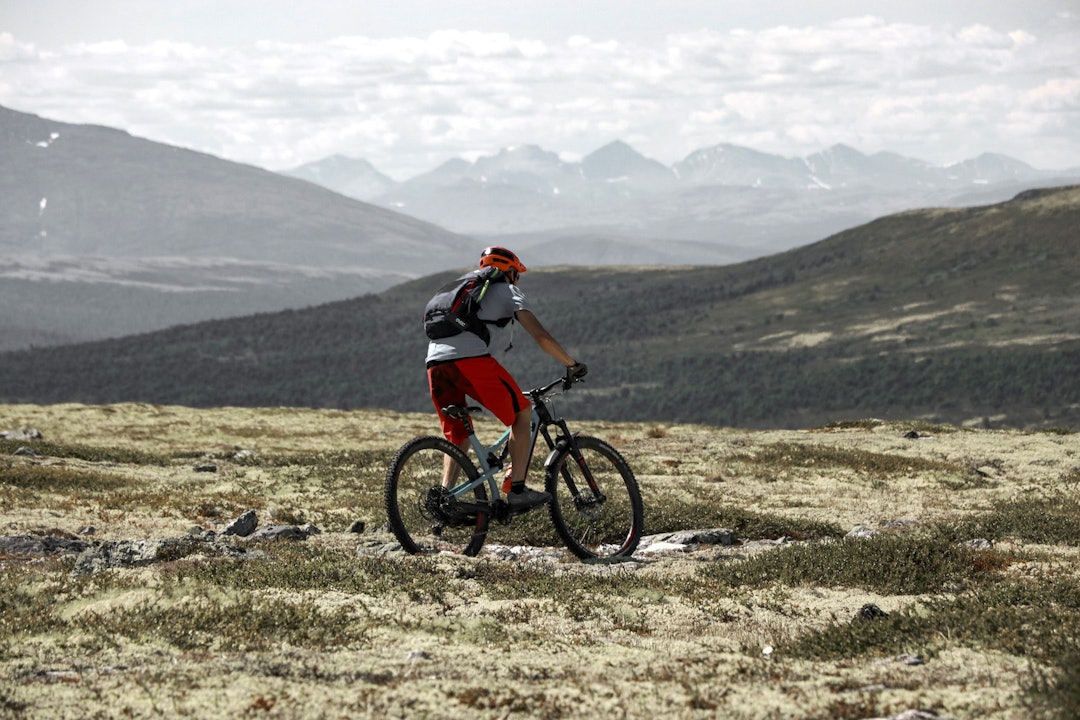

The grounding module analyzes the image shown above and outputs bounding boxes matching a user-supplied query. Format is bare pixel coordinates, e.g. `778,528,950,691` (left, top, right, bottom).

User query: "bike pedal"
492,499,511,525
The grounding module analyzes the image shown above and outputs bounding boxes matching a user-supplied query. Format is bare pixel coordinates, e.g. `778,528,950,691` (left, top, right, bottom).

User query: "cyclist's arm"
515,310,576,367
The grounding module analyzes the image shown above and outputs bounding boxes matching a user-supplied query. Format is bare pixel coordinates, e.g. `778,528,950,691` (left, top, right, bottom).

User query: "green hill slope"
1,186,1078,429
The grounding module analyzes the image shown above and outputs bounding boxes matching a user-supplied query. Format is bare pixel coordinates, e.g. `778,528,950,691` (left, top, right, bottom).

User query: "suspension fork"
543,419,602,500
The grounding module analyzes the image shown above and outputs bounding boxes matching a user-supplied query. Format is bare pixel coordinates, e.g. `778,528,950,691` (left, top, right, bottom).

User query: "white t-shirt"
425,278,532,364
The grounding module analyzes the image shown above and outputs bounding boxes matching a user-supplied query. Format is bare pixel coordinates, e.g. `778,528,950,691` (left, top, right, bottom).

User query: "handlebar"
446,366,586,419
529,363,588,400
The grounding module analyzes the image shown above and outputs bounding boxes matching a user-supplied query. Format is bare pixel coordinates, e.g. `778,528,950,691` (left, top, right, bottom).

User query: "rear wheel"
546,435,643,559
385,436,489,556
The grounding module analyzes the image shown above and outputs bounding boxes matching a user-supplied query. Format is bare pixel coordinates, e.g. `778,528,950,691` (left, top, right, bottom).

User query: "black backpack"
423,266,508,345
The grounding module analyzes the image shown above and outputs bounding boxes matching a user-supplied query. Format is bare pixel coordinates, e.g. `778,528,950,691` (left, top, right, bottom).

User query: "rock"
1,427,43,440
740,537,794,551
667,528,738,546
72,536,249,575
0,535,90,557
638,541,690,555
854,603,889,622
881,519,919,530
846,526,879,539
74,539,167,575
484,544,564,563
12,446,36,456
637,528,738,554
361,541,410,557
582,555,646,566
347,520,366,534
193,464,218,473
868,710,949,720
874,654,927,667
222,510,258,537
961,538,994,549
245,524,320,542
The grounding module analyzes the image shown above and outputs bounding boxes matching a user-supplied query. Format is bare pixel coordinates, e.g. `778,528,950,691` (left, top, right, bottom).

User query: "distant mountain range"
4,101,1078,354
3,185,1077,430
287,140,1080,259
0,104,479,351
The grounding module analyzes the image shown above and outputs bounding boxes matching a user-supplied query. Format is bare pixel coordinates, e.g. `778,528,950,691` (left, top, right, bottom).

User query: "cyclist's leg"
508,407,532,485
453,356,532,487
440,439,471,487
385,436,488,556
428,361,471,486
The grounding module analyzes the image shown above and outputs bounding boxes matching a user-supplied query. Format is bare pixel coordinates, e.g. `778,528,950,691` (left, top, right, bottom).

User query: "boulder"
72,536,249,575
1,427,43,440
222,510,258,537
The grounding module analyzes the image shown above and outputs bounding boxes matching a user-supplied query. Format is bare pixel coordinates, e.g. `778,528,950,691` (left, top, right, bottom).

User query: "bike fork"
547,426,604,502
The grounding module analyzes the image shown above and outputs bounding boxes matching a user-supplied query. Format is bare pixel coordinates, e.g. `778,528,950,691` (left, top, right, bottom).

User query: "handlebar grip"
563,362,588,389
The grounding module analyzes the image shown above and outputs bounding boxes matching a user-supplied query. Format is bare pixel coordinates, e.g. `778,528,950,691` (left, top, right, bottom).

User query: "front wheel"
545,435,643,559
385,436,489,556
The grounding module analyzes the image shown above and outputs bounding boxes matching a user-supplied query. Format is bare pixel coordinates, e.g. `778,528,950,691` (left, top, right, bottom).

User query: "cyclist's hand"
564,362,588,389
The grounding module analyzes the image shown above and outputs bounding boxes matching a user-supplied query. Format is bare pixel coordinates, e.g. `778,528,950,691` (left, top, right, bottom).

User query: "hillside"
0,186,1077,429
0,104,478,350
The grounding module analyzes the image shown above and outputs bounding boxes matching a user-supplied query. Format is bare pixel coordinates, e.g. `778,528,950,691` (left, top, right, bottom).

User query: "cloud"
0,31,36,62
1,16,1077,178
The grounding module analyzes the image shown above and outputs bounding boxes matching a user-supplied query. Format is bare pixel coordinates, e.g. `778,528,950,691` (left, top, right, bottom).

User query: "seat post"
443,404,476,437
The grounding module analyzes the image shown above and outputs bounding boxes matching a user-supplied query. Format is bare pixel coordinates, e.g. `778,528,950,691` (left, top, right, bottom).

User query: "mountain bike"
384,372,643,559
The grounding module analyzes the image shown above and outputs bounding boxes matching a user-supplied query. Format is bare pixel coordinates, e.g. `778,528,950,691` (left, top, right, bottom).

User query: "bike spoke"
385,437,489,556
547,436,643,559
388,376,642,561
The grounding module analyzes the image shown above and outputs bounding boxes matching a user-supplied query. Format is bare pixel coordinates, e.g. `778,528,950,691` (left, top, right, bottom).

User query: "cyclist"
426,246,586,510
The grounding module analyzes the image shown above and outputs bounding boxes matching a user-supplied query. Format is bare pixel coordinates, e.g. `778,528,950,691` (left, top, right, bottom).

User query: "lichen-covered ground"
2,403,1078,719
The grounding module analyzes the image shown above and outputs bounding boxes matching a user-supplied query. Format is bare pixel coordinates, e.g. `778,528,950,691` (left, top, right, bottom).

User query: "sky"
1,0,1078,180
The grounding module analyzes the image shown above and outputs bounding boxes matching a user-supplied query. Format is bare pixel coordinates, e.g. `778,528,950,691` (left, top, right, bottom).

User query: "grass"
646,492,846,541
80,596,370,652
788,574,1080,664
951,492,1080,546
727,441,967,476
698,529,1011,595
161,545,453,600
0,437,172,465
1,403,1079,718
0,463,129,493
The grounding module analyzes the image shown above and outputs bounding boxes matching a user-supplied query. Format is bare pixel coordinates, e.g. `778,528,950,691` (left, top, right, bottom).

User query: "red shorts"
427,356,527,444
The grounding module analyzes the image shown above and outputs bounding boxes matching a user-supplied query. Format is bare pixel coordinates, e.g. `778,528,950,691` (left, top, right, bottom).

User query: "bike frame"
445,380,576,504
388,370,639,559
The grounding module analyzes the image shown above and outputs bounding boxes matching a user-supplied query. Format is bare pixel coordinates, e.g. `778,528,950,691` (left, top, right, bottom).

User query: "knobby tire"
384,436,489,556
545,435,643,559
